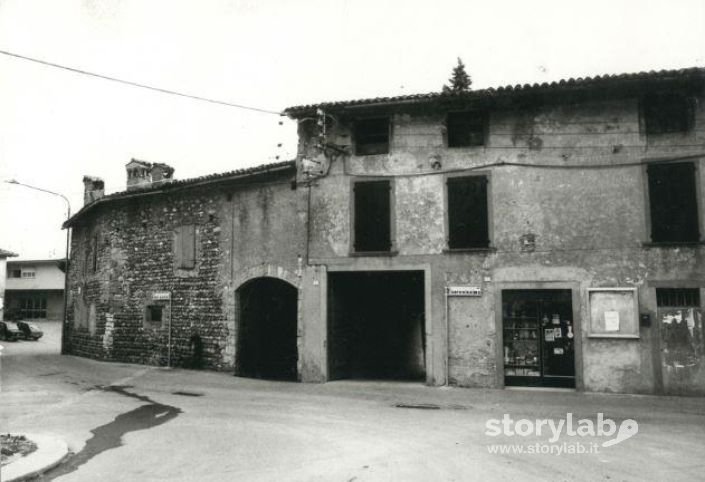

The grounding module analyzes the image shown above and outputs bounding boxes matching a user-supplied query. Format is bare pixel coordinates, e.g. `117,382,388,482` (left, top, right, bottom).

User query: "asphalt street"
1,322,704,481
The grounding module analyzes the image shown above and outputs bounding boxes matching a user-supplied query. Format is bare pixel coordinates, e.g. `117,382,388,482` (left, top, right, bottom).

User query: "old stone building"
64,67,705,395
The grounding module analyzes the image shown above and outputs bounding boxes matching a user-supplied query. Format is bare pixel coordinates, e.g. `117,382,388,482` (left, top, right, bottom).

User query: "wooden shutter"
447,176,489,248
648,162,699,243
354,180,391,252
176,225,196,269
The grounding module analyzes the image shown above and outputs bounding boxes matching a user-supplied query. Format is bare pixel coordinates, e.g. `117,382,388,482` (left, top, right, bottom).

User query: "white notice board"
587,288,639,339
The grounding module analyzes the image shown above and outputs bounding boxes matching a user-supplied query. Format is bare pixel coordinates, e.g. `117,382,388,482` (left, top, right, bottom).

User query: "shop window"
656,288,700,307
353,180,392,253
20,297,47,318
145,305,163,328
647,162,700,243
175,225,196,269
354,118,390,156
447,175,490,249
643,94,694,135
446,111,486,147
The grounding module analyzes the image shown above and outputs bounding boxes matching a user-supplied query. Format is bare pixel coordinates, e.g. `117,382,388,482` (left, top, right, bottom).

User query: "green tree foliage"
442,58,472,93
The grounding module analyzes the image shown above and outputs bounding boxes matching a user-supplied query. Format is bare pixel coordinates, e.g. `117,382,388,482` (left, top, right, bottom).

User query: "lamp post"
3,180,71,354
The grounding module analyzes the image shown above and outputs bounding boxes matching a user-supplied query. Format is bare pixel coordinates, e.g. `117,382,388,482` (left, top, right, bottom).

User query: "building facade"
5,259,66,321
64,68,705,396
0,248,19,320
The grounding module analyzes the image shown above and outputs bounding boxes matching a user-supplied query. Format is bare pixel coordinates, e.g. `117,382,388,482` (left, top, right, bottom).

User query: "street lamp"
3,180,71,354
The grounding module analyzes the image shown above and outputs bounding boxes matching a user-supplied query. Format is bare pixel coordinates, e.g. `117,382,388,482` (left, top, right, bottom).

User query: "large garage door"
328,271,425,381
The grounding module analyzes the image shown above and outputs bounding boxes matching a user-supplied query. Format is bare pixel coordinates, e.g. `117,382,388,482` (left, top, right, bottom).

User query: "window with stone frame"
647,162,700,243
354,117,390,156
353,180,392,253
446,111,486,147
643,94,694,135
447,175,490,249
144,304,164,329
175,225,197,269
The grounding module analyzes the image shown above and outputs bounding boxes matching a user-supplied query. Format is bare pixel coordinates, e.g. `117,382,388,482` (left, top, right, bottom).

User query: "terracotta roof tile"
284,67,705,116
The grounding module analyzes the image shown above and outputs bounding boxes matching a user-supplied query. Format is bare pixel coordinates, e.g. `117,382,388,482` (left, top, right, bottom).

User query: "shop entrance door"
502,290,575,388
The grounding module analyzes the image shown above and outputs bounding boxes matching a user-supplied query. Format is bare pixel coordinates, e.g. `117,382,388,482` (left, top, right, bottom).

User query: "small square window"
446,112,486,147
145,305,164,327
354,118,389,156
9,269,21,278
643,94,693,135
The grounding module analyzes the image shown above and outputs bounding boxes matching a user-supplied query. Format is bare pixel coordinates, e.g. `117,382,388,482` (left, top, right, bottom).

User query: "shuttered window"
647,162,699,243
447,176,489,249
175,225,196,269
354,180,391,252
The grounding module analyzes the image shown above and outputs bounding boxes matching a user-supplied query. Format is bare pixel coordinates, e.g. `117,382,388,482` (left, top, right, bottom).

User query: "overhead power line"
0,48,283,115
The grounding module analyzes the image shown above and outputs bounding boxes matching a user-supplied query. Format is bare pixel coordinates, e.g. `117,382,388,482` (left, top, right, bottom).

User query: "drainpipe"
445,287,450,386
168,292,173,368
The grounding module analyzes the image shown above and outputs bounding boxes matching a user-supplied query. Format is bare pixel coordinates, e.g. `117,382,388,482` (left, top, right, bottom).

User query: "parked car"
17,321,43,341
0,321,22,341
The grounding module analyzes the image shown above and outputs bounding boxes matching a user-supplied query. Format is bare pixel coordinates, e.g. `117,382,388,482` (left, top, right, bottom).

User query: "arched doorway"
236,277,298,381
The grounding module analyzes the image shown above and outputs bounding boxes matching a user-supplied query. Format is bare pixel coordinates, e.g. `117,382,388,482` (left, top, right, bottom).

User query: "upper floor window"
647,162,700,243
353,180,392,253
446,111,486,147
354,117,390,156
175,225,197,269
447,175,490,249
21,270,36,279
9,269,21,278
643,94,694,135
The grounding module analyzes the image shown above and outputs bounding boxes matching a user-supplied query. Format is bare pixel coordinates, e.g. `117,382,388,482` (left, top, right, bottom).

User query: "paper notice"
604,311,620,331
545,328,555,342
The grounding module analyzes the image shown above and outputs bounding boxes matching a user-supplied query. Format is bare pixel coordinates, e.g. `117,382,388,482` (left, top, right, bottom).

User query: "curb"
2,433,69,482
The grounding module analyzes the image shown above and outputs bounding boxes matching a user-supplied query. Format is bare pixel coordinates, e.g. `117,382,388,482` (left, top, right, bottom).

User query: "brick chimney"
151,163,175,185
126,159,152,191
82,176,105,205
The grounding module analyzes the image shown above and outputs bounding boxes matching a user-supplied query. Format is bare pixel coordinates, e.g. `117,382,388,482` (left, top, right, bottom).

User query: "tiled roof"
0,248,19,258
64,160,296,228
284,67,705,116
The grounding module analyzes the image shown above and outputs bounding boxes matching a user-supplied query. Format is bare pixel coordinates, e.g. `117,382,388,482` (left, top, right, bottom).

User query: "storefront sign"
152,291,171,301
446,286,481,297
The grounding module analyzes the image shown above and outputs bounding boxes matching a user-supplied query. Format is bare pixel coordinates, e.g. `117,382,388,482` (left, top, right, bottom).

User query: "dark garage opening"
236,277,298,381
328,271,425,381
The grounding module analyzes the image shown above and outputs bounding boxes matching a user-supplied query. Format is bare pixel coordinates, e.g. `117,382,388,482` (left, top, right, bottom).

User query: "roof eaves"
283,67,705,117
63,160,296,228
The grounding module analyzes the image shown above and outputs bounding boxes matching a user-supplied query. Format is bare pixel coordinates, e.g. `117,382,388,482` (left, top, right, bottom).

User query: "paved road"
1,322,704,481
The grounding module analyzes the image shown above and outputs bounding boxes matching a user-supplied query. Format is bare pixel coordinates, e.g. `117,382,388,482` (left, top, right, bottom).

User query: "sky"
0,0,704,260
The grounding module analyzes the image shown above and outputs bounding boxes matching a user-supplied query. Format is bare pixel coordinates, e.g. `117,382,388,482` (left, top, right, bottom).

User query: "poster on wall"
587,288,639,338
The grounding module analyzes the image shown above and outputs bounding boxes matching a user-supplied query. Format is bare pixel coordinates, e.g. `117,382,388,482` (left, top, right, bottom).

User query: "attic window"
447,112,486,147
354,118,390,156
643,94,694,135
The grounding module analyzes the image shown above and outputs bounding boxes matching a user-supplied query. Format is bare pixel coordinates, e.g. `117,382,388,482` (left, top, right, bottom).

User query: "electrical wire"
0,49,283,115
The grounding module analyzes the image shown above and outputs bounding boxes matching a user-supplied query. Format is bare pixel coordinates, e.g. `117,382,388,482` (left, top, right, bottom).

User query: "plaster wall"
300,93,705,394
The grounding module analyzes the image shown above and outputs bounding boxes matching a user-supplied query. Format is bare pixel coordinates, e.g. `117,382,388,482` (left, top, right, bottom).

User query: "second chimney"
83,176,105,205
151,163,175,185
